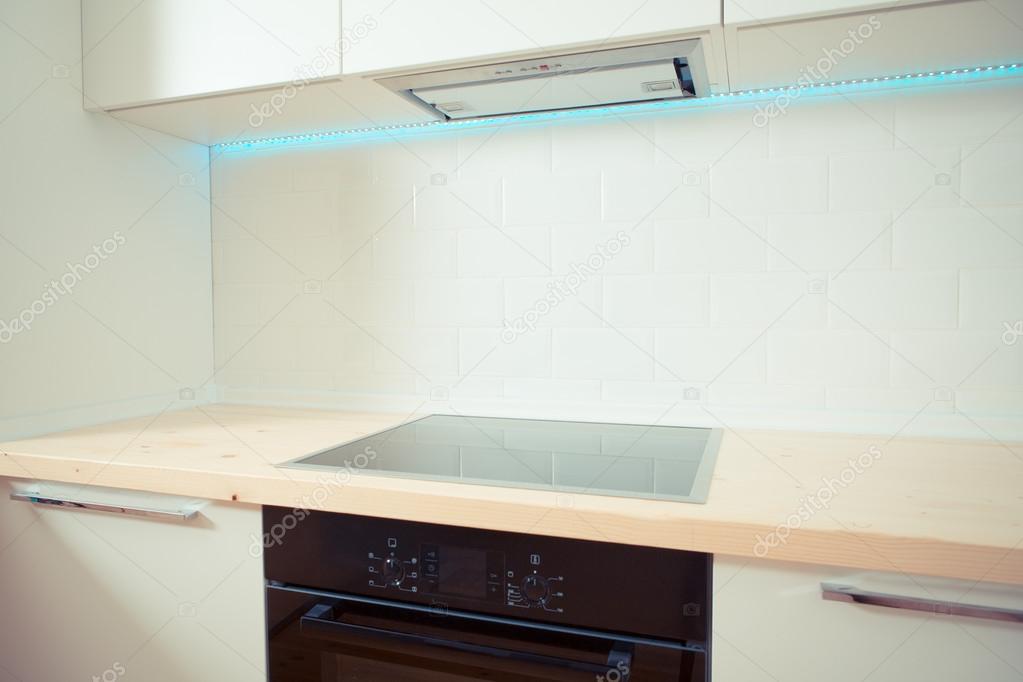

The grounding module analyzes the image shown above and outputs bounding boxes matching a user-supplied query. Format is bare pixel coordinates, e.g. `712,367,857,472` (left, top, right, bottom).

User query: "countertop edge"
3,449,1020,587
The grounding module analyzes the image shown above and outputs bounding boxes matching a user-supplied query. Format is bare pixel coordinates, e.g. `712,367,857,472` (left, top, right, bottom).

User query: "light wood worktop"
1,404,1021,585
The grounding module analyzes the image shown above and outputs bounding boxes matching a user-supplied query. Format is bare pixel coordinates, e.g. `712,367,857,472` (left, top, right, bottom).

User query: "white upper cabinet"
723,0,1023,90
82,0,341,109
723,0,933,24
341,0,722,75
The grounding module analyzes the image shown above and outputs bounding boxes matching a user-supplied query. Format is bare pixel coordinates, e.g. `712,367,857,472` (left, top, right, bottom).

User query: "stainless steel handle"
822,582,1023,624
10,492,198,521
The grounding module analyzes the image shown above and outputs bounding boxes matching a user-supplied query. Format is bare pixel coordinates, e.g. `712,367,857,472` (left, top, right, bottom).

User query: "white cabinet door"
713,556,1023,682
723,0,1023,90
341,0,721,75
0,479,265,682
82,0,341,109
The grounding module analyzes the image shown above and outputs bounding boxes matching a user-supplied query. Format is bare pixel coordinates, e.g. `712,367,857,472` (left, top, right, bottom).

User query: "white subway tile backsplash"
889,331,1019,388
371,328,459,375
893,208,1023,268
601,169,709,222
767,330,889,387
655,329,765,384
655,217,767,273
601,380,704,405
504,275,603,328
829,147,961,212
959,269,1023,329
457,227,551,277
214,238,301,285
893,81,1023,149
603,275,707,327
293,235,368,280
960,140,1023,206
339,183,414,233
954,388,1023,417
213,150,292,195
707,384,825,409
769,93,895,156
552,328,654,381
653,104,770,166
291,145,372,191
214,190,336,241
503,378,602,402
504,172,601,226
415,177,502,230
333,372,418,395
278,293,343,328
711,156,828,214
460,328,551,378
767,212,891,271
553,117,655,170
456,125,552,176
212,81,1023,426
328,280,412,326
369,135,458,185
373,229,457,277
262,370,334,391
825,387,950,414
551,222,652,275
417,375,506,400
710,273,826,328
414,278,505,327
828,270,958,330
213,285,261,327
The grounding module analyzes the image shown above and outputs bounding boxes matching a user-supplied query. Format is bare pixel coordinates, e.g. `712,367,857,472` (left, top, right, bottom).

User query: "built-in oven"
263,507,710,681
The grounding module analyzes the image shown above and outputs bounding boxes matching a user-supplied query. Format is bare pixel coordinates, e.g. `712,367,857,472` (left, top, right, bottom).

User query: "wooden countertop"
1,404,1021,585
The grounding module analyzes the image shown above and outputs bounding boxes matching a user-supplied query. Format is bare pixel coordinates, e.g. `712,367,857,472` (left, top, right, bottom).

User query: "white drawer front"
713,556,1023,682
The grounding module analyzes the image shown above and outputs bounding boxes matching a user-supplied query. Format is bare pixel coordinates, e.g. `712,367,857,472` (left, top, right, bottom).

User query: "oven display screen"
438,547,487,599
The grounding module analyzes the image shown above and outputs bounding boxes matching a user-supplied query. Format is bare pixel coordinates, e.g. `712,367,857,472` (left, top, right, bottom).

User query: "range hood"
377,40,709,121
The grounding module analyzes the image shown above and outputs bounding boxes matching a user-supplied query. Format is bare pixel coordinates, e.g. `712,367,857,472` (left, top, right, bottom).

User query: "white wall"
0,0,214,439
211,77,1023,438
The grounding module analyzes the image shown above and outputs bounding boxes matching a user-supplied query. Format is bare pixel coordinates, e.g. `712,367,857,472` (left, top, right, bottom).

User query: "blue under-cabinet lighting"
213,62,1023,152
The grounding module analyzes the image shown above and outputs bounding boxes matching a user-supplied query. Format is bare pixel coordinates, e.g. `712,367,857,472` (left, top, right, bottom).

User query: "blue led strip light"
214,62,1023,151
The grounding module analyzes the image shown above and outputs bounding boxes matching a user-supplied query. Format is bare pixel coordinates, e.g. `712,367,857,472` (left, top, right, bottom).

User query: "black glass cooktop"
281,415,721,503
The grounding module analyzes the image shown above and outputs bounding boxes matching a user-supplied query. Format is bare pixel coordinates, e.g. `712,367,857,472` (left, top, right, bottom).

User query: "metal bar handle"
822,582,1023,624
9,492,198,521
300,602,633,678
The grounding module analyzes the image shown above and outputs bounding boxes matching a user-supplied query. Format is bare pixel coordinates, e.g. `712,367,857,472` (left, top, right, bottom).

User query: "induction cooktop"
281,415,721,503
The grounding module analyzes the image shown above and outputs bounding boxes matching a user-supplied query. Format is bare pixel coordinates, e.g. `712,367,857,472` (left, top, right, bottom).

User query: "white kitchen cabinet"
713,556,1023,682
723,0,933,24
0,479,265,682
82,0,341,109
723,0,1023,90
341,0,725,81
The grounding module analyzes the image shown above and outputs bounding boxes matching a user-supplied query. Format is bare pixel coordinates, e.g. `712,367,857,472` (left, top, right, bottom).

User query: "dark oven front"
263,507,710,681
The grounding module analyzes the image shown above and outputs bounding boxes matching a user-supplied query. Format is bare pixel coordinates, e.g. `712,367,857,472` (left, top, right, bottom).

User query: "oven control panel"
263,506,710,643
366,538,566,612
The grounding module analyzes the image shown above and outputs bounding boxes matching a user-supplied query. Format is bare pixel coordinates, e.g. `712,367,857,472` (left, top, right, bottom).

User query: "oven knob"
383,557,405,585
521,575,548,604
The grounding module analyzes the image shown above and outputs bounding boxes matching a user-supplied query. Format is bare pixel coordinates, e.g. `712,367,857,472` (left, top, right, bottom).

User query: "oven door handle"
300,602,634,679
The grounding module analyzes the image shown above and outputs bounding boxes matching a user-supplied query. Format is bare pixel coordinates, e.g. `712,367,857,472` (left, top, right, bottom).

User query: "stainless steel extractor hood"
377,40,709,121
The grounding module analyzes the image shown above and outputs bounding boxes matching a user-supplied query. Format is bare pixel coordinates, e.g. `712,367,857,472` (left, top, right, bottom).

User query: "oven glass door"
267,586,702,681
